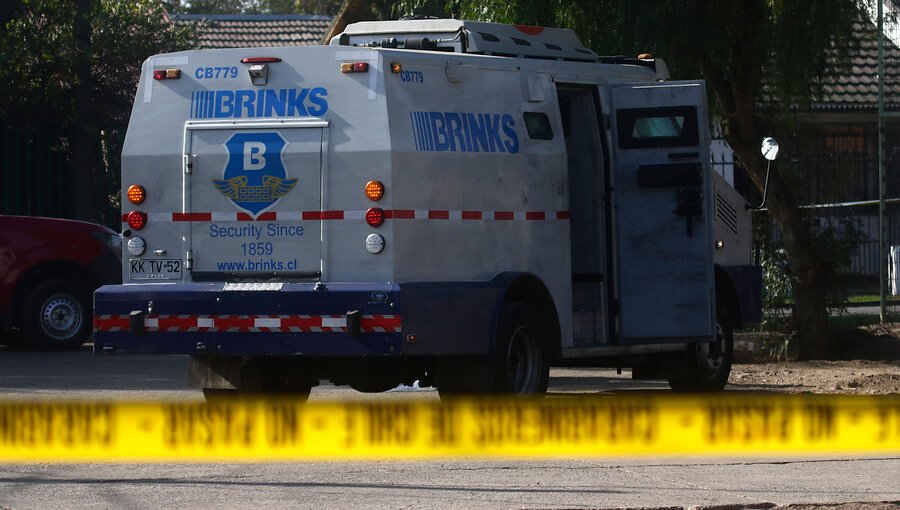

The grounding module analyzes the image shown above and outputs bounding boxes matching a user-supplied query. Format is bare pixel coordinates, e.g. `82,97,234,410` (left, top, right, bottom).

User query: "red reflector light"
241,57,282,63
127,211,148,230
341,62,369,73
366,207,385,227
153,69,180,80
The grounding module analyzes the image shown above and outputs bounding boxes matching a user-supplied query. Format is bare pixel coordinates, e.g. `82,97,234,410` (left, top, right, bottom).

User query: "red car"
0,216,121,349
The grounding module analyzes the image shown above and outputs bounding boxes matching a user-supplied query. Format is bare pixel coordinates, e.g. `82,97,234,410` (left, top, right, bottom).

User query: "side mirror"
761,137,779,161
747,137,778,210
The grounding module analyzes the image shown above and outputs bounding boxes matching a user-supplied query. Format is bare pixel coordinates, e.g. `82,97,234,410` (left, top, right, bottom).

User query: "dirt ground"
731,324,900,394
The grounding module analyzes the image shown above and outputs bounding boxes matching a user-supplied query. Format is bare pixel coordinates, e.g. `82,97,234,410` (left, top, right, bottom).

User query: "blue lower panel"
93,282,403,356
722,265,763,327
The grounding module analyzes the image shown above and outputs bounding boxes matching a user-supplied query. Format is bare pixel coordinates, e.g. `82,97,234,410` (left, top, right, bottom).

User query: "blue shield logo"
213,132,297,218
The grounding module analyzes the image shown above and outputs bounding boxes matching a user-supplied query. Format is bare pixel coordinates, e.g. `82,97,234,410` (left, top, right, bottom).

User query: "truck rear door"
184,119,327,280
609,82,714,342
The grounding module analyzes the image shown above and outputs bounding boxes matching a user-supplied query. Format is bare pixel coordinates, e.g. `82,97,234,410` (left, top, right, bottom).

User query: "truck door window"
616,105,699,149
524,112,553,140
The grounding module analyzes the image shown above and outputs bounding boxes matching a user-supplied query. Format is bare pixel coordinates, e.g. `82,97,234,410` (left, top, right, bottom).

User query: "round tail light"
365,180,384,201
127,211,148,230
366,207,385,227
127,185,146,204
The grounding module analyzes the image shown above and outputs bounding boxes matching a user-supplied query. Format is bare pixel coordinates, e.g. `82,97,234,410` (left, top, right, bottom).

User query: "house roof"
813,21,900,112
170,13,333,49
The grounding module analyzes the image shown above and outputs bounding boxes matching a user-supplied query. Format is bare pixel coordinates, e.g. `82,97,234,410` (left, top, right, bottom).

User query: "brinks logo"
191,88,329,119
410,111,519,154
213,132,297,218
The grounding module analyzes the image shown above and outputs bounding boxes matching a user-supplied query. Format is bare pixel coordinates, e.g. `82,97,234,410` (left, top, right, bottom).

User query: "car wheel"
22,279,91,350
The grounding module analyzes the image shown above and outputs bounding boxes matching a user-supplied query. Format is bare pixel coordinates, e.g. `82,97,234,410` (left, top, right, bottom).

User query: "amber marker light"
365,180,385,201
127,185,146,204
391,62,402,73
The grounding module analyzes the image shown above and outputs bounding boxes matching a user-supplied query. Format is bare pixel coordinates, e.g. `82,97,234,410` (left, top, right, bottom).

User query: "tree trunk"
72,0,96,222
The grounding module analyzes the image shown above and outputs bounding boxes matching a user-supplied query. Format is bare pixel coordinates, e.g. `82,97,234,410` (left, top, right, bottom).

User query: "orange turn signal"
127,185,146,205
365,180,384,201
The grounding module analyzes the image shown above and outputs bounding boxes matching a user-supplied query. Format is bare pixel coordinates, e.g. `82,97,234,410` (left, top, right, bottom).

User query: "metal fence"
1,127,121,229
748,124,900,294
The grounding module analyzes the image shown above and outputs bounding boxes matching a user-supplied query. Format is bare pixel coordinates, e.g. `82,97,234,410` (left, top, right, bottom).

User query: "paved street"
0,347,898,510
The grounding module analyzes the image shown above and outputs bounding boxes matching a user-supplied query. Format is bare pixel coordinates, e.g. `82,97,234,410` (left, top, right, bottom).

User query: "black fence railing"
1,127,122,230
749,124,900,293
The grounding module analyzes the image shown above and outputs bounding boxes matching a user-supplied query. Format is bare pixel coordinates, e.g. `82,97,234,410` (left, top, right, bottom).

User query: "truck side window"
524,112,553,140
616,105,699,149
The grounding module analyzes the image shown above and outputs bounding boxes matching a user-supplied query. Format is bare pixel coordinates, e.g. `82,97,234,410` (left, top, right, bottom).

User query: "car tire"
22,279,91,350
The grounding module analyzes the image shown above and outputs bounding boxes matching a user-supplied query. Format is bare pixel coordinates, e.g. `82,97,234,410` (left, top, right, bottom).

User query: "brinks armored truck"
94,18,761,398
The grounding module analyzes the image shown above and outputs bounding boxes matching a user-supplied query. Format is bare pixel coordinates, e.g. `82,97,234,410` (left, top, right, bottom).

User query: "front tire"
668,302,734,392
22,279,91,350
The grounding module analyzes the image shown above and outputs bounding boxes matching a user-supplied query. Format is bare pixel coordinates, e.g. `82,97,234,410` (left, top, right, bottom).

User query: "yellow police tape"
1,395,898,462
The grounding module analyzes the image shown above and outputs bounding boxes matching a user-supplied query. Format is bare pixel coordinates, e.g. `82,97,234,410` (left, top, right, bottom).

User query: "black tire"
494,301,550,394
21,279,91,350
437,302,550,398
347,379,399,393
668,301,734,392
201,358,315,402
202,388,239,401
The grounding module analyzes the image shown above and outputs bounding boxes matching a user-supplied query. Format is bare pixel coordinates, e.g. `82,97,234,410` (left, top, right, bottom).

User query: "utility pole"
879,0,887,322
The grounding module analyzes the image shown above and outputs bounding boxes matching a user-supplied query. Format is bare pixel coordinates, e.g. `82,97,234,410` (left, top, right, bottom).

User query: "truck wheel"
240,358,315,399
201,358,315,402
201,388,239,400
668,303,733,392
348,380,399,393
494,302,550,394
22,279,91,350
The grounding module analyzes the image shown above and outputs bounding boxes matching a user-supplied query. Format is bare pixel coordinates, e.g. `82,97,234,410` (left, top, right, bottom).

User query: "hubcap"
506,325,541,394
40,295,82,341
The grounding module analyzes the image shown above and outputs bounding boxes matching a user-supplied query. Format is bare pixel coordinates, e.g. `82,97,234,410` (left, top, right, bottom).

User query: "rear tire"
22,279,91,350
668,301,733,392
439,301,550,398
347,379,399,393
495,302,550,394
201,358,315,402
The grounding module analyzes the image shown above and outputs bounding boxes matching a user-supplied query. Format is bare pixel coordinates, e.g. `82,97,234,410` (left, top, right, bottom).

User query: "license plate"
129,258,182,280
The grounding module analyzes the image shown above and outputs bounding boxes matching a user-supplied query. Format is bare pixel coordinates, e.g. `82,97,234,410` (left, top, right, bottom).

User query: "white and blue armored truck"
93,18,761,397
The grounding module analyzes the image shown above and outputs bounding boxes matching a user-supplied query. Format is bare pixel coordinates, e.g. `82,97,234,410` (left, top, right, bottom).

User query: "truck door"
609,82,714,342
184,119,327,280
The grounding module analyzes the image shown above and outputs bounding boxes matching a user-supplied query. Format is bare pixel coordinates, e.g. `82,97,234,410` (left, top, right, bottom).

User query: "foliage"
0,0,197,132
0,0,198,225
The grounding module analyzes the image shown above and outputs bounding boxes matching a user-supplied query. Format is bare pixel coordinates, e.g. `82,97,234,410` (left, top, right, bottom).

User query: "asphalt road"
1,347,898,510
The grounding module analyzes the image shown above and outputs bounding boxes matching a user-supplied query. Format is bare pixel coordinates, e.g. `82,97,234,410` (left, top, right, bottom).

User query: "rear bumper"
93,282,403,356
